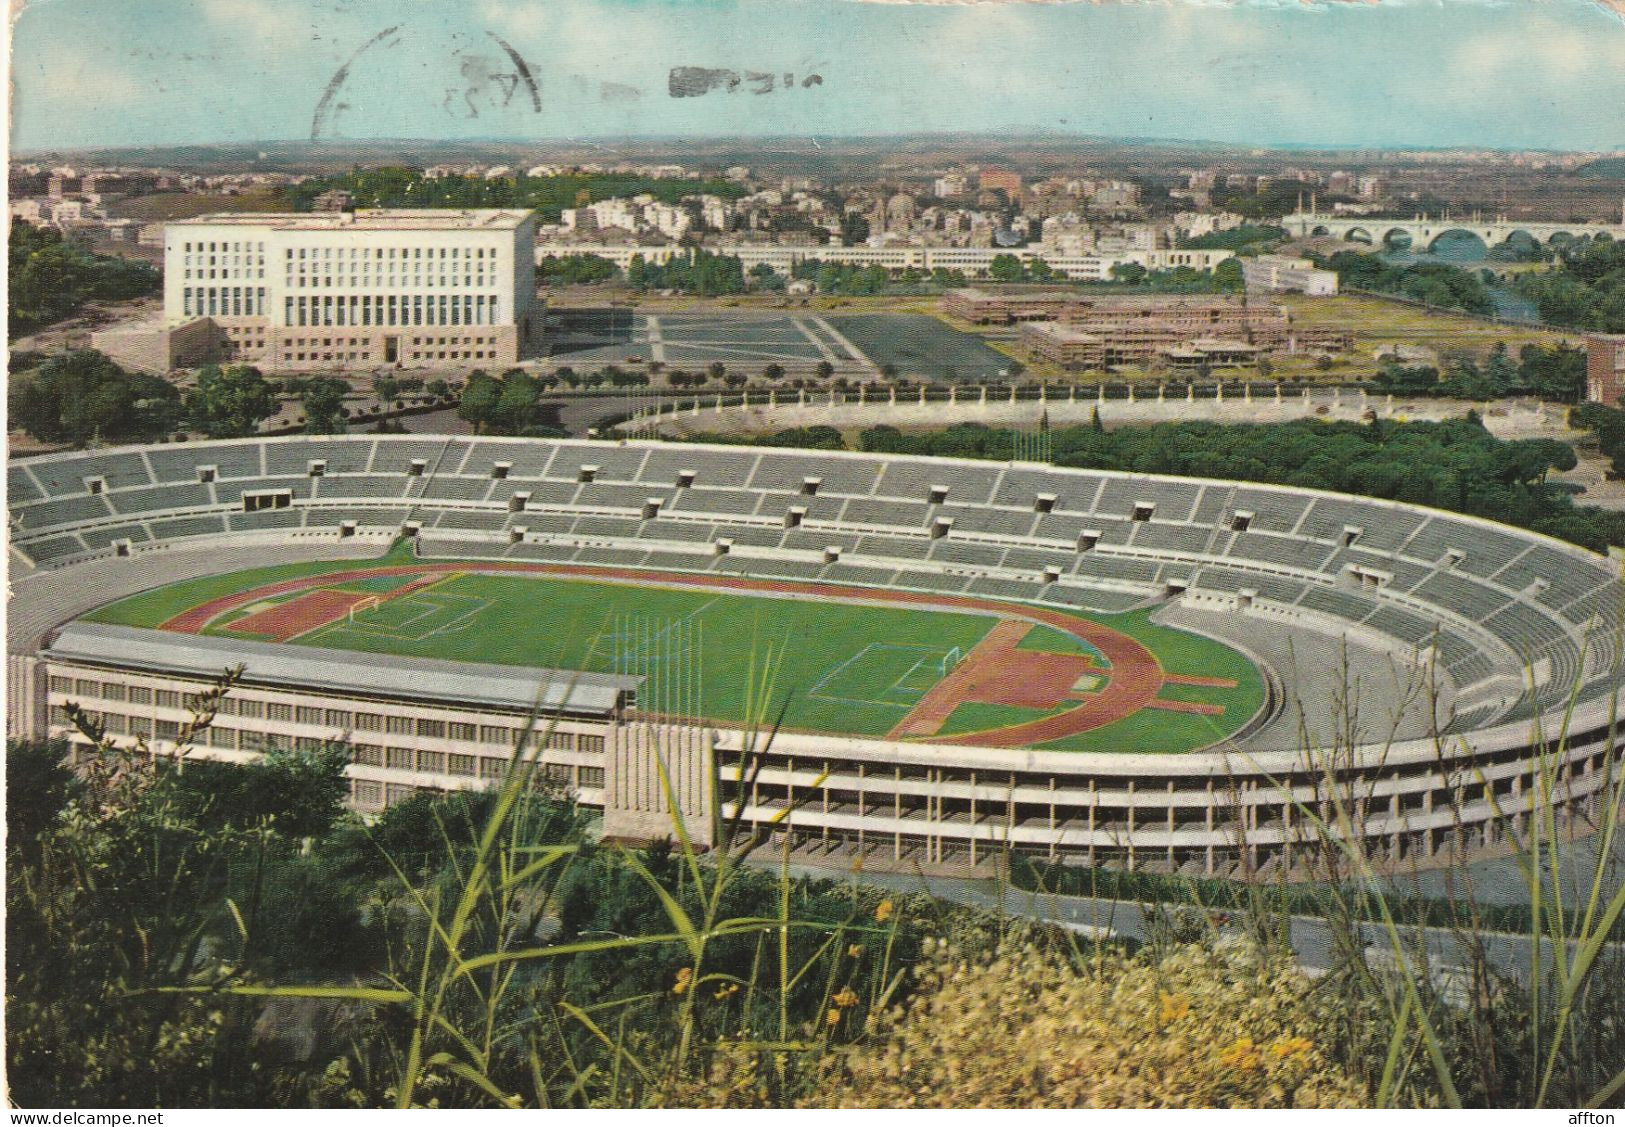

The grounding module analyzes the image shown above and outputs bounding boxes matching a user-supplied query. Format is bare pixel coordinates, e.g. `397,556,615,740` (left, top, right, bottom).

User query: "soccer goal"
347,595,382,624
939,645,964,676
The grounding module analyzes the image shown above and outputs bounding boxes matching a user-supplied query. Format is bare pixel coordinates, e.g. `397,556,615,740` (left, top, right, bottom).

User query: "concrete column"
1127,382,1135,403
920,386,928,406
799,387,807,408
1216,382,1224,404
1186,383,1195,403
949,385,957,405
1040,382,1047,403
858,384,866,406
1097,383,1106,405
769,389,777,409
890,386,897,406
979,385,987,407
1068,384,1076,403
1244,383,1252,404
1158,382,1166,403
1009,384,1017,405
1275,382,1283,405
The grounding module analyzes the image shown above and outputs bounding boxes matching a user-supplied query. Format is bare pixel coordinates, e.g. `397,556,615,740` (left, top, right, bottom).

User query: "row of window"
286,245,497,261
282,292,502,328
182,241,267,254
349,767,598,812
183,286,268,318
52,708,610,775
48,676,607,754
283,271,490,290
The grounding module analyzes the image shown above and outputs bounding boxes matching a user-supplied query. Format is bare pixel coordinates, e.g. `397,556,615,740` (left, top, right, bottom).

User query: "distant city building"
93,209,540,373
311,189,355,212
1009,294,1345,371
978,169,1023,197
537,240,1232,283
1587,333,1625,406
1241,254,1339,297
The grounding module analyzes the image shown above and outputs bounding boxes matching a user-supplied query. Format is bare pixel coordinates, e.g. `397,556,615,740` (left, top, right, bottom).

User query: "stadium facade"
8,436,1622,879
91,209,542,373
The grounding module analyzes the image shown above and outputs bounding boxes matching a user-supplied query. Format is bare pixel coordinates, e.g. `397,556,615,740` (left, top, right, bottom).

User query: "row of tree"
1313,251,1497,315
1178,224,1287,252
282,167,746,223
1513,238,1625,333
9,222,161,337
456,368,565,436
1371,343,1589,403
625,250,748,295
9,351,391,445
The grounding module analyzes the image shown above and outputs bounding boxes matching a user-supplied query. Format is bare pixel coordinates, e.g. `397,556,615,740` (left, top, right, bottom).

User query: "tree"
427,378,451,400
8,223,160,336
458,370,501,434
373,375,400,405
988,254,1025,284
9,350,179,446
300,377,350,434
709,361,727,383
1212,258,1245,293
814,360,835,381
762,363,786,381
184,365,278,439
493,371,542,433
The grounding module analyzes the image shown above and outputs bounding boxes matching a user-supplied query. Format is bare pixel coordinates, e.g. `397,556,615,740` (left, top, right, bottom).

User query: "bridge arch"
1343,227,1375,245
1421,228,1489,257
1381,227,1414,251
1490,230,1548,262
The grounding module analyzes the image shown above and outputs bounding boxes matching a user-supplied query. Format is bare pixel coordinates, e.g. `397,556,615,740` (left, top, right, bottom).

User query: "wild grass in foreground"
6,641,1622,1107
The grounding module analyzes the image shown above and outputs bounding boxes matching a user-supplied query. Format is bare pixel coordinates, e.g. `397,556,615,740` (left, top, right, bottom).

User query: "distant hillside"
1575,157,1625,179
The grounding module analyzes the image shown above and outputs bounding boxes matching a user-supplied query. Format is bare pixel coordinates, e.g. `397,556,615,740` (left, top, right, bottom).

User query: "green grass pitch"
84,546,1266,752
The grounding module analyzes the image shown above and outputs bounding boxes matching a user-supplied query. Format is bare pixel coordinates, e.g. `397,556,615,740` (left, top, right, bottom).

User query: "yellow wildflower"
848,943,864,959
714,982,740,1001
673,967,693,995
1219,1037,1261,1072
1158,992,1190,1025
1271,1036,1314,1061
875,899,894,923
834,986,861,1009
826,1008,842,1027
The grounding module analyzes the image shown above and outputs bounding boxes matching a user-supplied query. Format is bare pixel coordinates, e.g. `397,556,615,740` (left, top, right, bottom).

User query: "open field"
106,190,293,223
1275,292,1578,359
83,547,1264,752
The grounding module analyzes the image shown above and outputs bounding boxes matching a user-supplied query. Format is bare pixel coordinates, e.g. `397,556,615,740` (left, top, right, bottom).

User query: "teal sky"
10,0,1625,152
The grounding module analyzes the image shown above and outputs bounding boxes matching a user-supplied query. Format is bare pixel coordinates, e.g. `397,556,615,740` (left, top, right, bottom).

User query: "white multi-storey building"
134,209,542,371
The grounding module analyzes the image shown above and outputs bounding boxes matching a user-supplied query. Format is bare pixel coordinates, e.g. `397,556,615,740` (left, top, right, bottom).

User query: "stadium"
7,434,1623,879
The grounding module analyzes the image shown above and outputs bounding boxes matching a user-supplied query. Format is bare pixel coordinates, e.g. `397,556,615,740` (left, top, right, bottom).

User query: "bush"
800,939,1364,1108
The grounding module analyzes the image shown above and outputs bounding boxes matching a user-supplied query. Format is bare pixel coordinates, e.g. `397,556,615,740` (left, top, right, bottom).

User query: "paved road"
771,861,1623,988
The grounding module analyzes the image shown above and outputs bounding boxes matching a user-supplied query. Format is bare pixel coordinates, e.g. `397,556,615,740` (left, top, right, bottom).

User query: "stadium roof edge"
44,622,640,718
